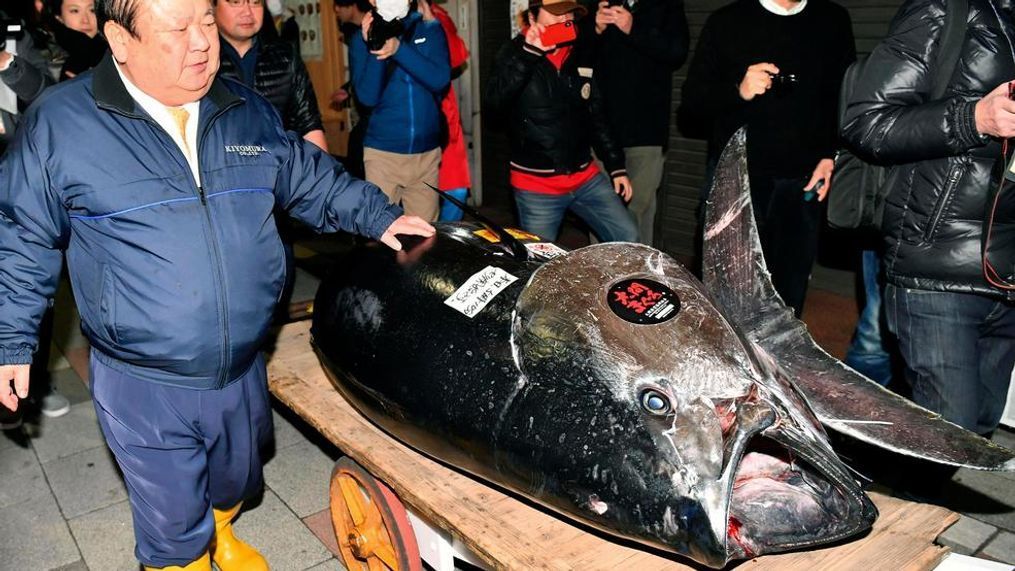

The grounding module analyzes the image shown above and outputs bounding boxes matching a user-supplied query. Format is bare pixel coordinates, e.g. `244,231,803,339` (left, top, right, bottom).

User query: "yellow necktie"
166,106,190,155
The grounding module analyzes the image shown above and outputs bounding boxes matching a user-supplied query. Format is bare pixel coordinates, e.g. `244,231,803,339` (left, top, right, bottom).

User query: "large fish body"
311,131,1013,568
313,232,873,567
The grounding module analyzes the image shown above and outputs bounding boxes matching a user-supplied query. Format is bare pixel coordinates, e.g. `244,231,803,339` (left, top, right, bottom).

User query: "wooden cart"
266,321,959,571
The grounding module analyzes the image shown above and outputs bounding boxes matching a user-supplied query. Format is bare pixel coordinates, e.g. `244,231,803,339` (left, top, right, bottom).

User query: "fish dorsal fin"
702,128,1015,471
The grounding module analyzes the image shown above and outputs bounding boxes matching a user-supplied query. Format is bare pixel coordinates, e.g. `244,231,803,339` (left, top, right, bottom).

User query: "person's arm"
389,21,450,94
0,34,55,105
484,40,541,114
274,128,434,248
678,15,746,123
842,0,987,163
349,17,387,107
0,114,69,409
807,7,857,201
286,48,326,149
274,126,401,239
586,72,627,181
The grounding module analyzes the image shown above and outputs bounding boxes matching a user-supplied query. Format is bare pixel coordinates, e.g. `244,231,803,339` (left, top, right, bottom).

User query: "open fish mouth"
726,433,876,560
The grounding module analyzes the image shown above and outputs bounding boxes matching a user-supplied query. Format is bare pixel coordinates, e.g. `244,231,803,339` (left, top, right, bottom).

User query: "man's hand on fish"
380,215,436,251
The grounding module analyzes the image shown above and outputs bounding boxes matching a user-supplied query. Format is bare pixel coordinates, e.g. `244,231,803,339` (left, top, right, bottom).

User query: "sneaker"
40,390,70,418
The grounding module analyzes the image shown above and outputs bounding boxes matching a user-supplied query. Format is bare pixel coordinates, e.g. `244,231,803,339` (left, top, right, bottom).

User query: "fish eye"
640,389,671,415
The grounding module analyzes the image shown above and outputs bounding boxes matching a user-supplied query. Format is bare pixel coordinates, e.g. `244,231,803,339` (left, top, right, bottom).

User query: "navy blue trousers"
90,351,273,567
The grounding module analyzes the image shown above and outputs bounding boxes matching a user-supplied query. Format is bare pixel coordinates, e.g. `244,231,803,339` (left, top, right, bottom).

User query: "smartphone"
541,21,576,46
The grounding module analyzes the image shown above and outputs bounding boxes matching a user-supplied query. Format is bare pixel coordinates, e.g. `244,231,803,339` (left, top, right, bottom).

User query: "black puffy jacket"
218,38,324,137
842,0,1015,297
485,35,626,178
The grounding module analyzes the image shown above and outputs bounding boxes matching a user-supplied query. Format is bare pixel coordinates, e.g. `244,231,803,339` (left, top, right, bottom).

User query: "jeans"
844,249,895,386
514,173,639,243
750,174,823,317
885,285,1015,435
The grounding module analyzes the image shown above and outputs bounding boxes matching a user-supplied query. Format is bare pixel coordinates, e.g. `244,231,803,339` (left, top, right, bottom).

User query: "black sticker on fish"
607,278,679,325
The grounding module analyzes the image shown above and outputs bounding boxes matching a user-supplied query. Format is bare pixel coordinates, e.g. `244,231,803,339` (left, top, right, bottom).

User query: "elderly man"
0,0,433,570
214,0,328,150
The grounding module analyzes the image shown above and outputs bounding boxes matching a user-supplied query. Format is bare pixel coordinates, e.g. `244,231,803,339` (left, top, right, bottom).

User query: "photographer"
593,0,688,246
349,0,450,221
680,0,855,317
485,0,638,244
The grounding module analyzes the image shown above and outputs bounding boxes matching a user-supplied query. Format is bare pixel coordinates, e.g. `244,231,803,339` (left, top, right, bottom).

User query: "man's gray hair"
97,0,142,37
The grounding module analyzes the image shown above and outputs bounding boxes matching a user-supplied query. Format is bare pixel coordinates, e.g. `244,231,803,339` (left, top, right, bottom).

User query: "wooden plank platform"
266,321,958,570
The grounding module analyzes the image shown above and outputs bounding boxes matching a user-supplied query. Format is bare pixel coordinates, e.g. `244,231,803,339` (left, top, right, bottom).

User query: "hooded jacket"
841,0,1015,297
0,55,400,388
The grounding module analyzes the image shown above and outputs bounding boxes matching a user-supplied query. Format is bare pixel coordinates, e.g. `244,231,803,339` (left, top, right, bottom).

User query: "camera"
367,15,405,50
367,0,410,51
770,73,798,96
0,19,24,52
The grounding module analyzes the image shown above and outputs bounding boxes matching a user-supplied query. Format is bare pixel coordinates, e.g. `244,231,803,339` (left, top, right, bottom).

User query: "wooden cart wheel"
330,456,423,571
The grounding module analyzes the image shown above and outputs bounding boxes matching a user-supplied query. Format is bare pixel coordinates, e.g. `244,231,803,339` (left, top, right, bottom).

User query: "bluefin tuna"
310,129,1015,568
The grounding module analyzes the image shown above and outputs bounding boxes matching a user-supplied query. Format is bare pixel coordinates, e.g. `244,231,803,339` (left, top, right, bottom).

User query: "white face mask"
266,0,284,16
376,0,410,21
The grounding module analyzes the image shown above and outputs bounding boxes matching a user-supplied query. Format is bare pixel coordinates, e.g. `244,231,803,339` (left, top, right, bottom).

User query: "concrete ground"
2,228,1014,570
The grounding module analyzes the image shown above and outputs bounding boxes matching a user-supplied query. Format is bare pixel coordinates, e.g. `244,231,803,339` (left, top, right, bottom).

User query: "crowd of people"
0,0,1012,569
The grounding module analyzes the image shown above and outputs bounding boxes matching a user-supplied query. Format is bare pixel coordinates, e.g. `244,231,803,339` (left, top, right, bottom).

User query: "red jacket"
433,4,472,191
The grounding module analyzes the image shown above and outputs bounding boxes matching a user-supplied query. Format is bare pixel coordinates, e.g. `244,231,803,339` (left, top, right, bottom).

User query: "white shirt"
113,61,202,185
760,0,808,16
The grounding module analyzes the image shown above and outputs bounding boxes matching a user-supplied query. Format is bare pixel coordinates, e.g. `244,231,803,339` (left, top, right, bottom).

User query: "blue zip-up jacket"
349,12,450,154
0,55,402,389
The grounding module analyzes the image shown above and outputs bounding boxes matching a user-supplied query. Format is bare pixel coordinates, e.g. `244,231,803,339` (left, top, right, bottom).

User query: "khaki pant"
364,147,441,222
624,146,665,246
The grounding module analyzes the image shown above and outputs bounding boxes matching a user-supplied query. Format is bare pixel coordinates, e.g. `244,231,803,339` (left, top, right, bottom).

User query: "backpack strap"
931,0,969,99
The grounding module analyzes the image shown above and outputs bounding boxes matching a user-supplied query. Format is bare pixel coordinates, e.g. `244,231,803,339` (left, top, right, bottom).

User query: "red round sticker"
607,278,680,325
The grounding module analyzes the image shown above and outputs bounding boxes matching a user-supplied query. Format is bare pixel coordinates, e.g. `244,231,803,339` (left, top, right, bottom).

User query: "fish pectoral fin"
777,338,1014,471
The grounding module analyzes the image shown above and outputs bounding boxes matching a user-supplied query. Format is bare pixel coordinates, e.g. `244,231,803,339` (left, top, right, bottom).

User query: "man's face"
106,0,220,107
215,0,264,45
533,7,574,27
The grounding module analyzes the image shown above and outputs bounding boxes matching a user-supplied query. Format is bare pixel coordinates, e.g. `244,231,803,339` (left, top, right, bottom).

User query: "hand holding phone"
541,21,577,47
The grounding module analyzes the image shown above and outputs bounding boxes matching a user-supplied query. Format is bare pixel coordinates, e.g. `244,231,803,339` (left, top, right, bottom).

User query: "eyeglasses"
223,0,264,6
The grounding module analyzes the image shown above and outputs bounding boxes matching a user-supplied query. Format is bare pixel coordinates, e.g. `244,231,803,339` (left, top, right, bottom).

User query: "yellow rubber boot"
211,502,270,571
143,551,212,570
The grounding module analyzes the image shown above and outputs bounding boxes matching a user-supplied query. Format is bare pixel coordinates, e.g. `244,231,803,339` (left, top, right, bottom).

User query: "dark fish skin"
312,225,877,568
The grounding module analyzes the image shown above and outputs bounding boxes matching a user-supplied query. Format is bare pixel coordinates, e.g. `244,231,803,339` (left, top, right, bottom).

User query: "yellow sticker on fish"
474,228,542,243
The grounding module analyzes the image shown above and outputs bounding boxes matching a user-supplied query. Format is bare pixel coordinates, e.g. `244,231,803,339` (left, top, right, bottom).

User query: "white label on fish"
445,266,519,318
524,242,568,259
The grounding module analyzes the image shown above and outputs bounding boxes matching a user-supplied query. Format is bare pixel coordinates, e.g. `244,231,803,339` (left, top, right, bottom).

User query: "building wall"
478,0,906,255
